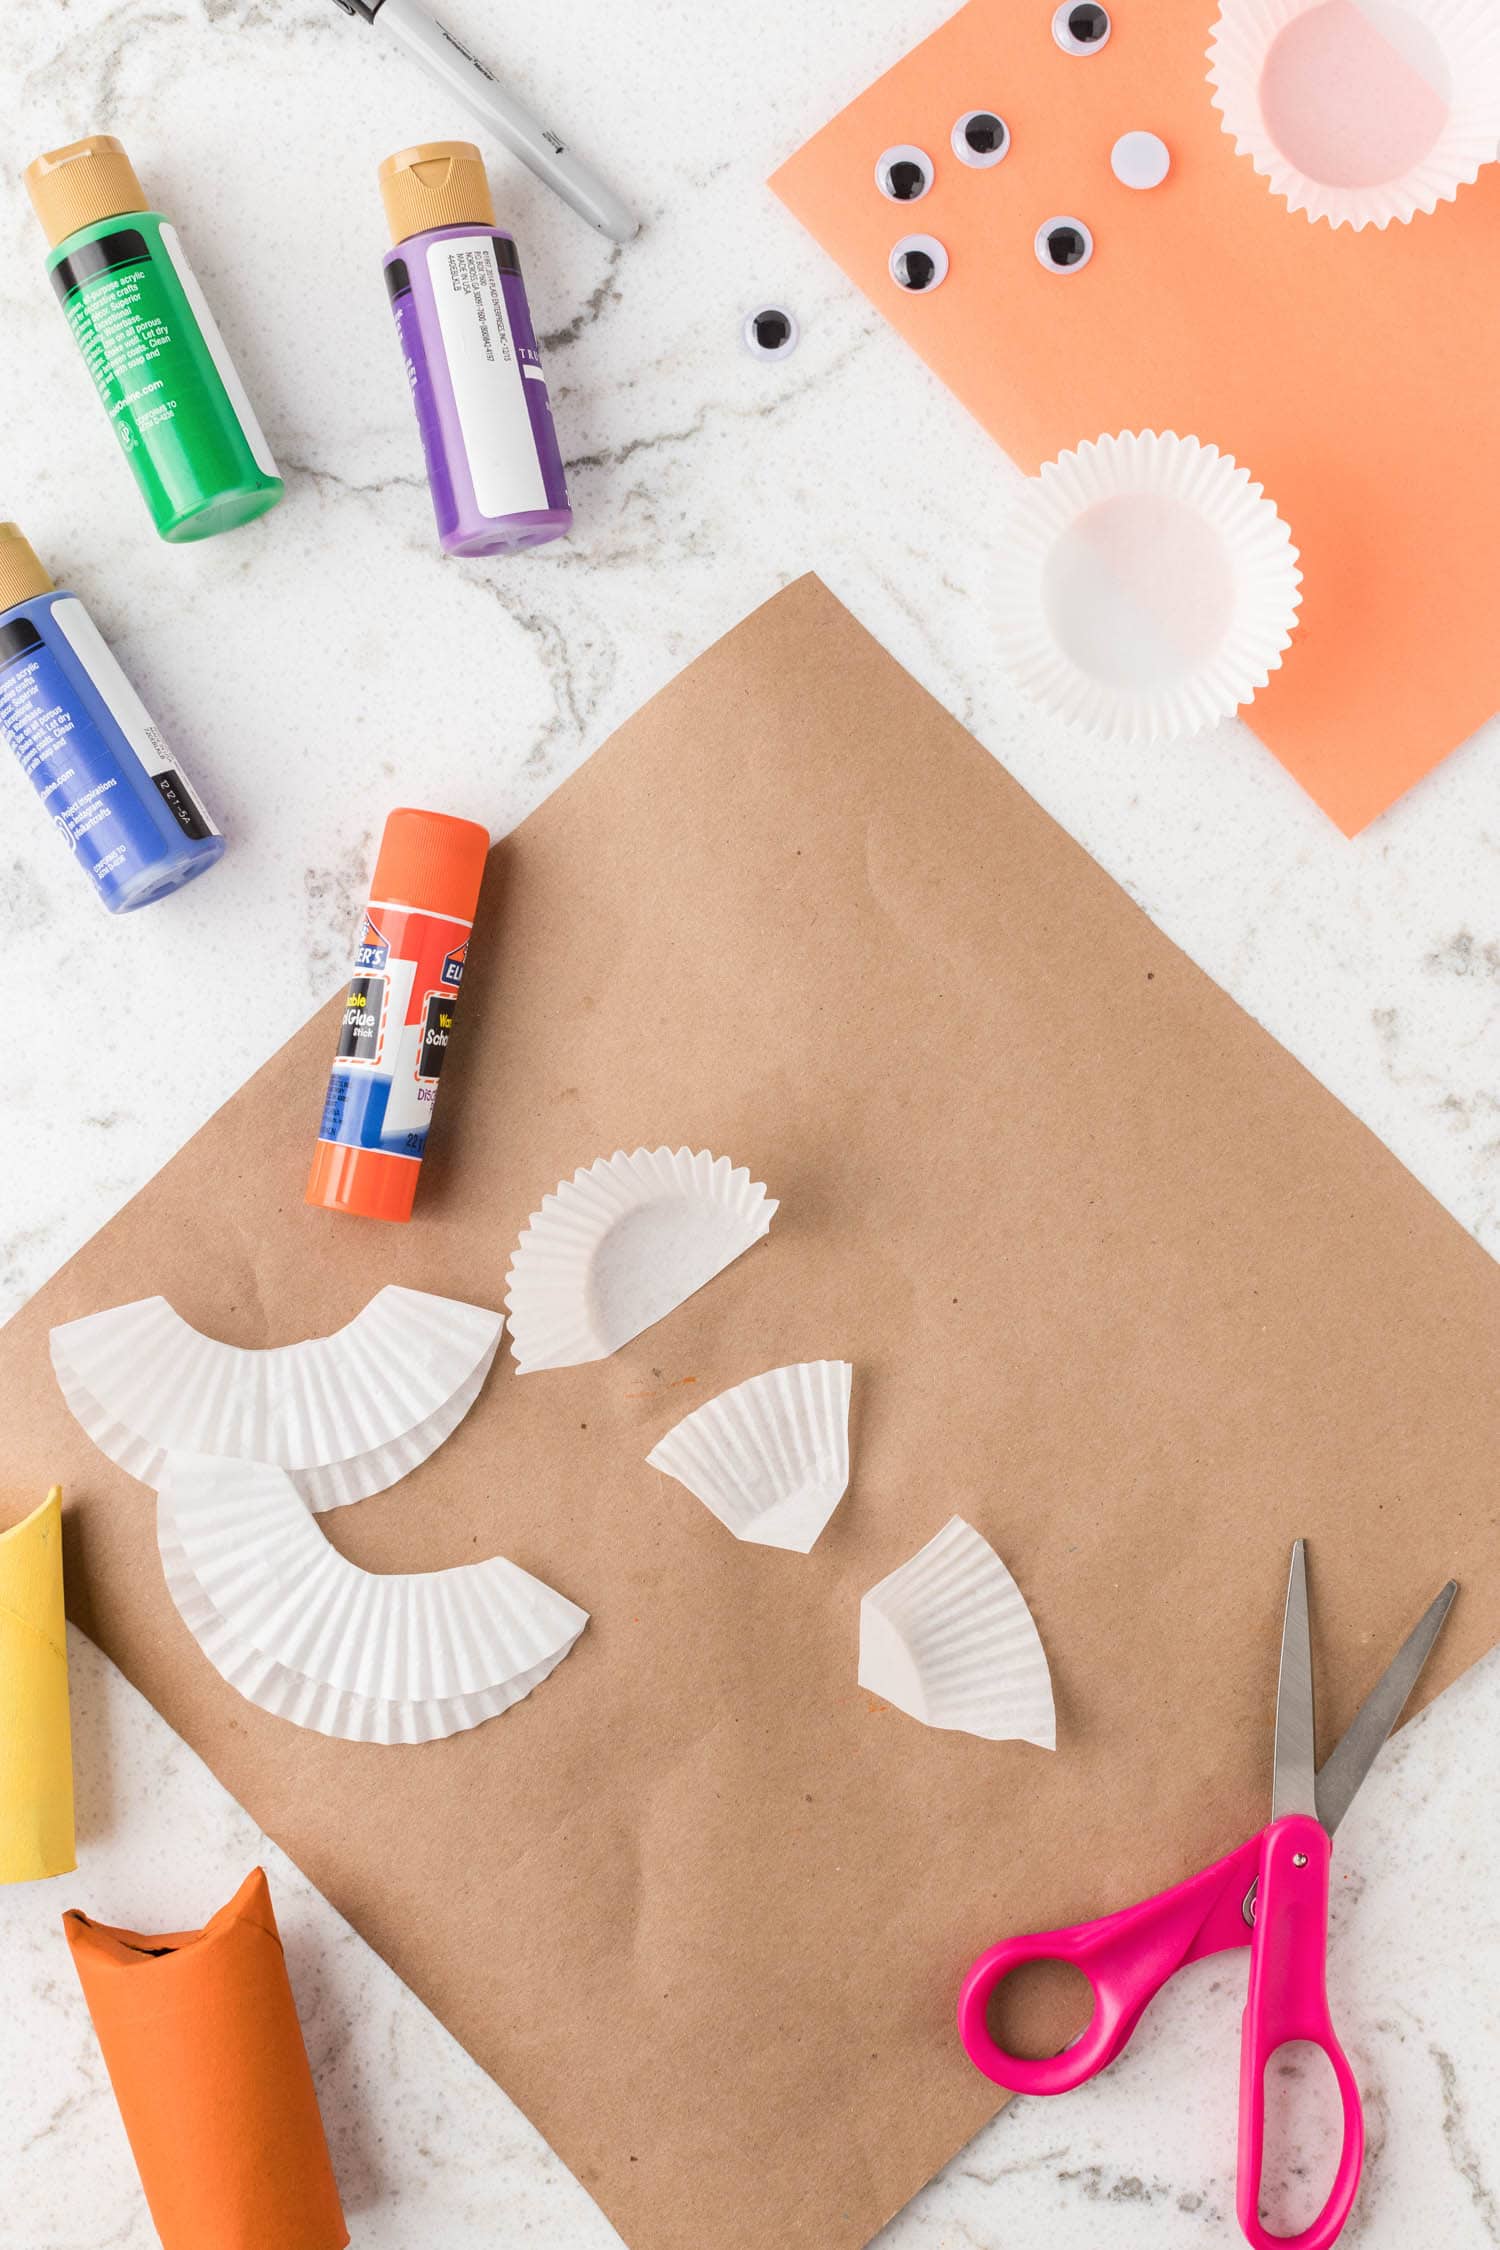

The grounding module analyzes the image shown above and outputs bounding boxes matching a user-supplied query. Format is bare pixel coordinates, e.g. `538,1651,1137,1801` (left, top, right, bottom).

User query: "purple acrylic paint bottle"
379,141,570,556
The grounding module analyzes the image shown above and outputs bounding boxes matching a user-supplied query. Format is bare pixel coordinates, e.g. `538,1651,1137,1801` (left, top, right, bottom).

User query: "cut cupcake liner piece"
994,430,1302,746
161,1519,575,1745
50,1287,504,1510
156,1456,587,1744
505,1148,778,1374
859,1515,1055,1749
1208,0,1500,230
647,1361,853,1552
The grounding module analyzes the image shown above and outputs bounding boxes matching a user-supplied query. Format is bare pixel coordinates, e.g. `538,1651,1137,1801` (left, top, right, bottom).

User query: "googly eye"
952,111,1010,167
1052,2,1111,53
742,306,799,359
1034,216,1093,272
889,234,949,292
875,145,934,202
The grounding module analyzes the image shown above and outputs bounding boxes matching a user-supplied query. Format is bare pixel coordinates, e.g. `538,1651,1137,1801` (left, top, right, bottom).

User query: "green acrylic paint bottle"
24,137,283,543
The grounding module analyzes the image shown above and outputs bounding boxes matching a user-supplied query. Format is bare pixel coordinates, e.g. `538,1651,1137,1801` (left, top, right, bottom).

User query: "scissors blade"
1315,1579,1458,1836
1270,1540,1318,1824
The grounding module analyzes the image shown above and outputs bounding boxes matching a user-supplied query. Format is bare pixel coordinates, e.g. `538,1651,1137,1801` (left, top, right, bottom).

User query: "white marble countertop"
3,1,1499,2244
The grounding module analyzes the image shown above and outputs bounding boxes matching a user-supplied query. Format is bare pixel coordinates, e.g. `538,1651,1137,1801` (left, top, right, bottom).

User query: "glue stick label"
316,899,470,1161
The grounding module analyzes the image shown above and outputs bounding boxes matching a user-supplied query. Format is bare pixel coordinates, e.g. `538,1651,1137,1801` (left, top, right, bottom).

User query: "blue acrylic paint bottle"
0,523,223,912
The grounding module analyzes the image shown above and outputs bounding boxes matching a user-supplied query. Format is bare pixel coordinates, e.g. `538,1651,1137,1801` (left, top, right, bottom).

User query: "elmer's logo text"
356,910,390,972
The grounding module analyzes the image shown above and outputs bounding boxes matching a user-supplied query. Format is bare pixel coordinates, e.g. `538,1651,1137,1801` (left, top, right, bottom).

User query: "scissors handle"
958,1834,1262,2097
1237,1815,1364,2250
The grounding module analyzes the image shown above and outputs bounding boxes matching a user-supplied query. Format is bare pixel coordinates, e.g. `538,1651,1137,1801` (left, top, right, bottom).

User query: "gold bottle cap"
24,136,148,250
379,141,495,246
0,525,55,615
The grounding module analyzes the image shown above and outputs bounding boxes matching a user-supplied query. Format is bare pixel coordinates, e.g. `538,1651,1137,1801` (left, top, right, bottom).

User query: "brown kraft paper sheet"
3,575,1498,2250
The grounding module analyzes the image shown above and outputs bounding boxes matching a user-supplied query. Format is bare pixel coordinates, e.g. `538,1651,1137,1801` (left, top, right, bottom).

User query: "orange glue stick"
305,806,488,1224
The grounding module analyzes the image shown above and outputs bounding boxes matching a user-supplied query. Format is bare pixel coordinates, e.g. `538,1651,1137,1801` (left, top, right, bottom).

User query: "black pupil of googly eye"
964,113,1006,154
753,311,791,351
894,247,938,290
887,158,928,199
1067,3,1109,42
1045,225,1088,266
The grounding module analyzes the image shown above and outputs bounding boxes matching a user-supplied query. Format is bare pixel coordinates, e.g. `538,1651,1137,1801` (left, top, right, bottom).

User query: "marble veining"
3,0,1499,2244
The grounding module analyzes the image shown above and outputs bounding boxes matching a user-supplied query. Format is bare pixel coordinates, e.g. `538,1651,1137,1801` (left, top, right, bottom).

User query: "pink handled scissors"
958,1544,1456,2250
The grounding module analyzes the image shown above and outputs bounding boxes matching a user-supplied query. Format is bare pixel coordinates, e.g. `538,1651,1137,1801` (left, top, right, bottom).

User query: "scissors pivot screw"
1292,1852,1308,1867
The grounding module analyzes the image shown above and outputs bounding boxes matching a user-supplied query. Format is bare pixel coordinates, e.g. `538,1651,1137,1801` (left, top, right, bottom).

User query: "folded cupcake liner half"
0,1486,75,1884
64,1866,348,2250
156,1456,588,1744
506,1147,778,1373
859,1515,1056,1749
647,1361,853,1552
160,1535,575,1744
1209,0,1500,231
50,1286,503,1509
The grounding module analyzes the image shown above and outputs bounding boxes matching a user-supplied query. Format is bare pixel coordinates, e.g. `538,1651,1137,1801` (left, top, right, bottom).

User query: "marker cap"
25,136,148,249
0,525,54,616
379,141,496,245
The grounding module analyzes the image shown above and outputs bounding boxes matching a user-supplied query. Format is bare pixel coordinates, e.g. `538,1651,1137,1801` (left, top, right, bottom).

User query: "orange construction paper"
771,0,1500,834
63,1868,347,2250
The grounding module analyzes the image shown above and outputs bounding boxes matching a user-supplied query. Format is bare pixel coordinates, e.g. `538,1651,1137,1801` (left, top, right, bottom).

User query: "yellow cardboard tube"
0,1486,76,1882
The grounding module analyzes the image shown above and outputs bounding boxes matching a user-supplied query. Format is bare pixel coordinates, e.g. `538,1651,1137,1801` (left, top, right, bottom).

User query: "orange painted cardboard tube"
63,1867,347,2250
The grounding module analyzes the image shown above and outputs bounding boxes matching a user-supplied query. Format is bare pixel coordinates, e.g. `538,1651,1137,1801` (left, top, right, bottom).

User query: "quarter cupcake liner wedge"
859,1515,1056,1750
49,1286,504,1510
505,1147,778,1373
647,1361,853,1552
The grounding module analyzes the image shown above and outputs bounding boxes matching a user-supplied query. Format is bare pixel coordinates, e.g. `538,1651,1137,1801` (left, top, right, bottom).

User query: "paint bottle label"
426,236,549,517
317,901,470,1162
0,597,216,882
52,220,278,478
47,211,282,539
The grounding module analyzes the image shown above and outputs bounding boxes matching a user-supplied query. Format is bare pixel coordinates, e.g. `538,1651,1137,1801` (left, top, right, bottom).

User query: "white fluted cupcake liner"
858,1515,1055,1749
647,1361,852,1552
50,1287,503,1506
995,430,1302,745
1208,0,1500,230
156,1456,587,1741
505,1148,778,1373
